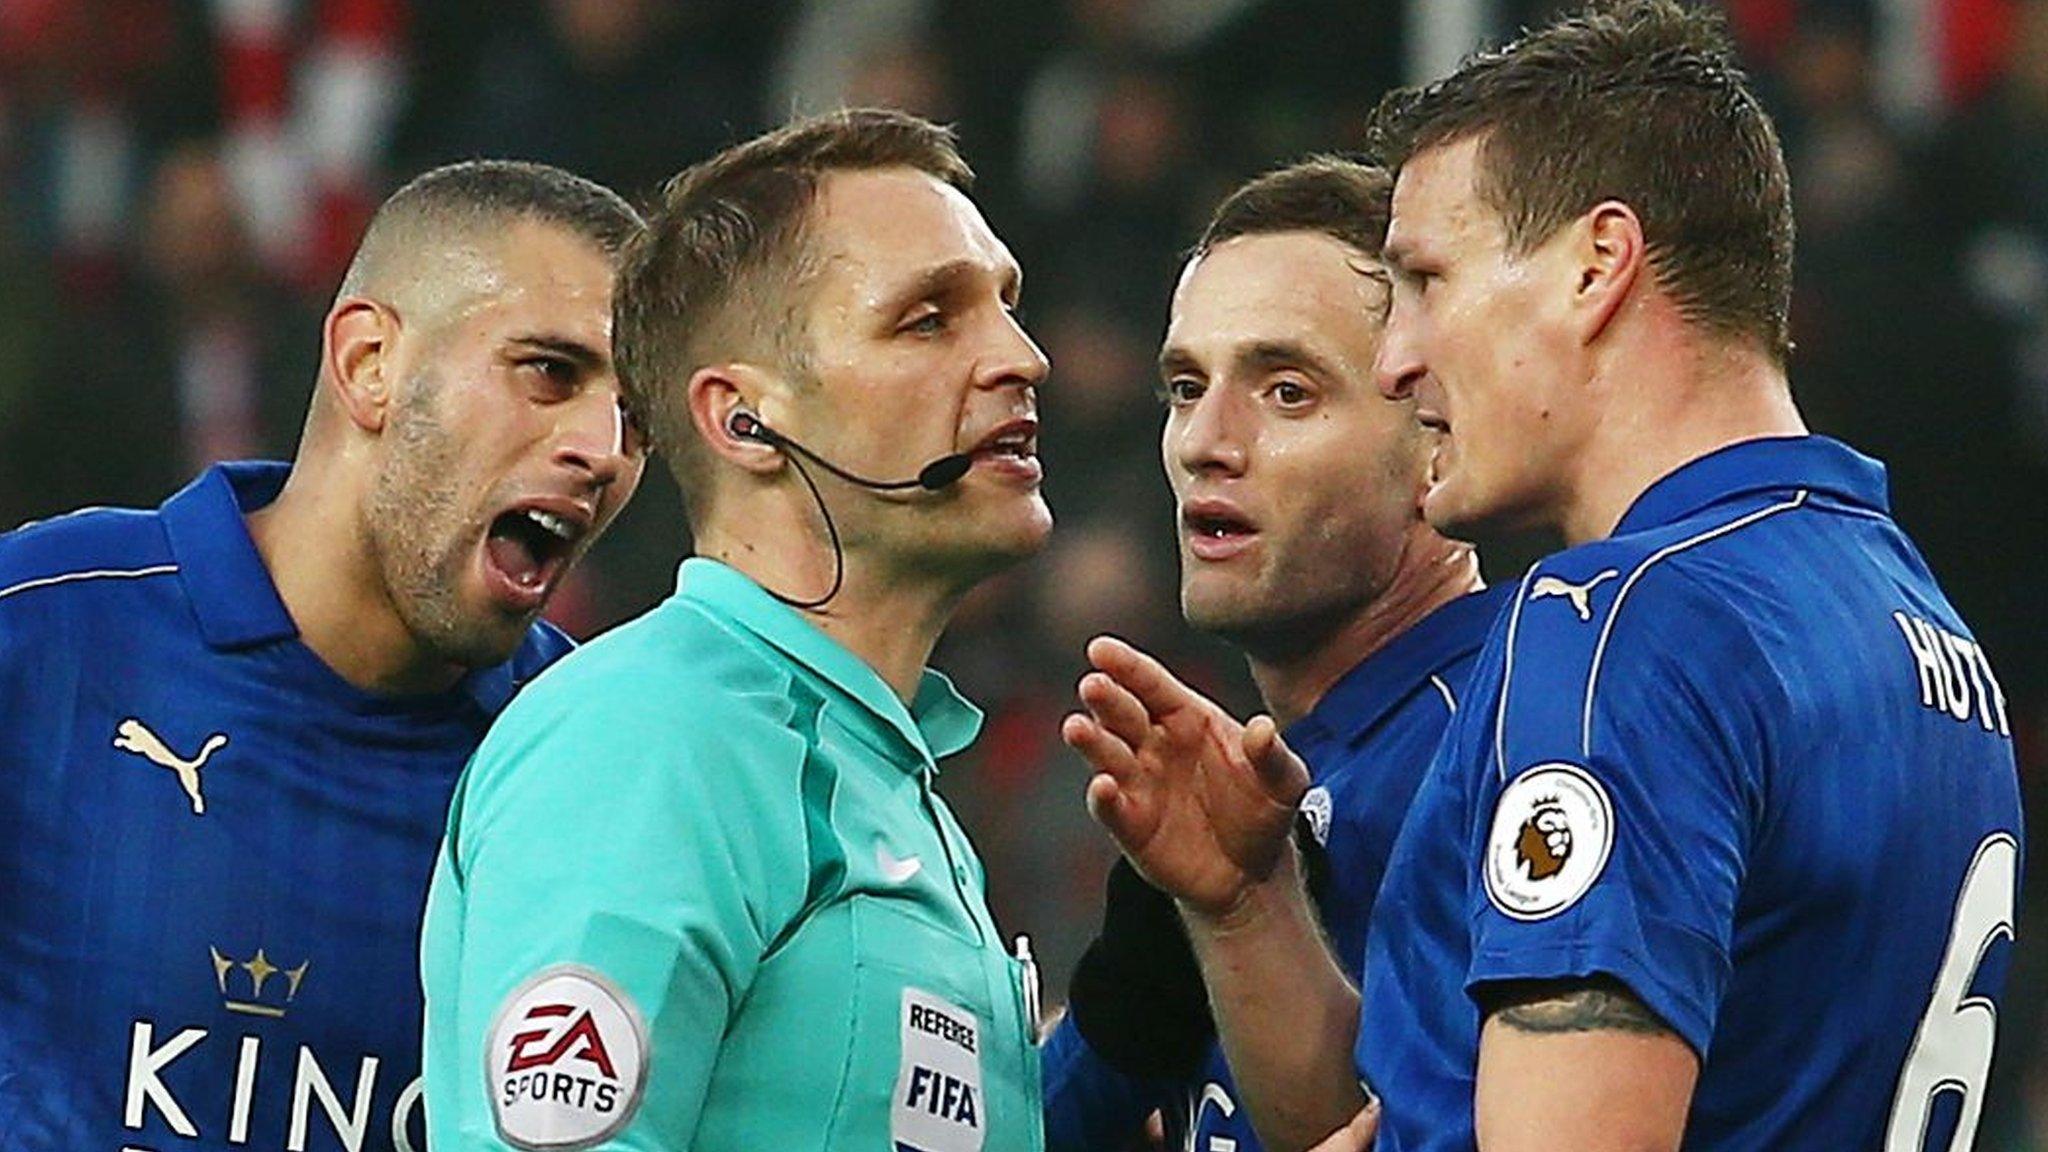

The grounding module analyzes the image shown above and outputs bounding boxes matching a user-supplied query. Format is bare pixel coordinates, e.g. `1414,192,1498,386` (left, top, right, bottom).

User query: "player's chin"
939,510,1052,585
461,575,551,657
981,496,1053,556
1180,578,1262,636
1420,476,1486,542
432,614,533,673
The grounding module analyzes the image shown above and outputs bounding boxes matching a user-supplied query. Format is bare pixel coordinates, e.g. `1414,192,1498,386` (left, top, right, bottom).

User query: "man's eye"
521,358,576,390
904,310,947,336
1157,377,1203,406
1272,380,1312,407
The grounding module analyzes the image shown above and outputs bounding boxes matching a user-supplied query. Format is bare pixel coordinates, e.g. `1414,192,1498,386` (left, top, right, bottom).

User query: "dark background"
3,0,2042,1143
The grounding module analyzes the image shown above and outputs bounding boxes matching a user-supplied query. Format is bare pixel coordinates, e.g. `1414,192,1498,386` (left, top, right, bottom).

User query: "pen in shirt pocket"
1013,934,1043,1043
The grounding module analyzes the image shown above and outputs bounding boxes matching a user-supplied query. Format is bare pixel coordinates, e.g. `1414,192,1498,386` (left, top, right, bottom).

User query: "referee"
422,109,1051,1152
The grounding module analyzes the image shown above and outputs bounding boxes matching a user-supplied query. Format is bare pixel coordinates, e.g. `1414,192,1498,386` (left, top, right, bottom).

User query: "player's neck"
249,465,465,696
1247,537,1483,729
1559,341,1806,546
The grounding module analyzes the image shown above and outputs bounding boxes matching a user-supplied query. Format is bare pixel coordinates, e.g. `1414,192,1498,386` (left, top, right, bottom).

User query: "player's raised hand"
1061,634,1310,917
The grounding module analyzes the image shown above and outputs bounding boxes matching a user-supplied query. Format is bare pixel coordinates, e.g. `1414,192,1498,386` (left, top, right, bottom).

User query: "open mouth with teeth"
483,507,581,603
975,428,1037,460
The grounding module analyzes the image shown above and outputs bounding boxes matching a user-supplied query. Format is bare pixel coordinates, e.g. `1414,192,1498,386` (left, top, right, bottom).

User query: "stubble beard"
1183,533,1396,667
362,373,519,673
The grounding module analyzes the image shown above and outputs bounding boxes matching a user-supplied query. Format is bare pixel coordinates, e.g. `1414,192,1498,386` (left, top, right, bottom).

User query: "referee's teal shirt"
423,558,1043,1151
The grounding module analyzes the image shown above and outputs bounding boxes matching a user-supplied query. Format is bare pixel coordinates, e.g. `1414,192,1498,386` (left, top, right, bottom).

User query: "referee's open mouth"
482,501,590,611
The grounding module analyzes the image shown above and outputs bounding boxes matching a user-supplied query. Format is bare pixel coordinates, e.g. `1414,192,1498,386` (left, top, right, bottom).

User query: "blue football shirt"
1043,584,1513,1152
0,463,569,1152
1361,436,2023,1151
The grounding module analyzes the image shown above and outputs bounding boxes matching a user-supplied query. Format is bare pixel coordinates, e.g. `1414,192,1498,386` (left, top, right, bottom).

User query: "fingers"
1082,772,1123,828
1064,711,1156,842
1078,669,1153,749
1082,767,1158,854
1085,635,1208,720
1061,711,1137,781
1243,715,1312,807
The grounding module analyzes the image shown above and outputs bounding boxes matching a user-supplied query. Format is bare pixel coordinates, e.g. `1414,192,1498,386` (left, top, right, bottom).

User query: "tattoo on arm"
1483,975,1679,1038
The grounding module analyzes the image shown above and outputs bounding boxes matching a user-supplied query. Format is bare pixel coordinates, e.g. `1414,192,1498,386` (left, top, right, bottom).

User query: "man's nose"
1374,304,1426,401
556,388,633,489
1169,386,1247,478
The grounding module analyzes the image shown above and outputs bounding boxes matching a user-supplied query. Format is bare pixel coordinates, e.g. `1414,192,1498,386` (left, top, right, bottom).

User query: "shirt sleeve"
434,676,813,1150
1463,563,1777,1055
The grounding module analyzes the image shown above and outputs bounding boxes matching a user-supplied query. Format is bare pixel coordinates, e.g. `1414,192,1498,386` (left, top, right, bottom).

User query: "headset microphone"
728,412,971,492
727,411,976,609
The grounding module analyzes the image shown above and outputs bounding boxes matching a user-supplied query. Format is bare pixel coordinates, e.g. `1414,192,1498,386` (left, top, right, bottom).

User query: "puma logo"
114,718,227,815
1529,570,1620,621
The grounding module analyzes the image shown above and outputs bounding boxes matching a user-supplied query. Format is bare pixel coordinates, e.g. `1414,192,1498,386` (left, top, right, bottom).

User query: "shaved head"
338,160,641,332
305,161,642,446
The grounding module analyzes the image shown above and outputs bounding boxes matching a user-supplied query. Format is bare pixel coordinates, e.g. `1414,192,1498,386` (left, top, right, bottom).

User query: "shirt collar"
1614,434,1889,536
159,460,562,718
458,626,571,717
1285,582,1513,752
674,558,984,767
160,462,299,650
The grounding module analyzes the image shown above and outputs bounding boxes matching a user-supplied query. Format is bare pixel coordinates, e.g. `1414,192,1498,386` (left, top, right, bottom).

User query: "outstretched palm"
1062,635,1311,918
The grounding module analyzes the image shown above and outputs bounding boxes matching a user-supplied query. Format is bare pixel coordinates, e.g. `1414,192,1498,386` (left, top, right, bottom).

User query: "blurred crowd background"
3,0,2044,1143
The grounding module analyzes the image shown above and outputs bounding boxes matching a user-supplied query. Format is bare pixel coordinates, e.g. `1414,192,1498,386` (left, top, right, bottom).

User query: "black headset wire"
765,449,848,611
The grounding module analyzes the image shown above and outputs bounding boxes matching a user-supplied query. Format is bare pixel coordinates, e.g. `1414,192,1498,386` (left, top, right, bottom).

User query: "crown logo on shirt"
210,946,310,1018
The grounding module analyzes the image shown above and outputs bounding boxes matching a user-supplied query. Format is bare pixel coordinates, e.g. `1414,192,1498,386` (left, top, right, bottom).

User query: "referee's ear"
690,361,786,478
323,296,400,435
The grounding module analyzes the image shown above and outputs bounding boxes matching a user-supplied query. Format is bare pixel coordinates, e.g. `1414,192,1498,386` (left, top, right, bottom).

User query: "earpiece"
714,406,972,609
728,411,767,442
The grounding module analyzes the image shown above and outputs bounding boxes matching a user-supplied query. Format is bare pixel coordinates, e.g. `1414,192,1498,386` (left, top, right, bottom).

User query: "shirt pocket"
834,893,1017,1152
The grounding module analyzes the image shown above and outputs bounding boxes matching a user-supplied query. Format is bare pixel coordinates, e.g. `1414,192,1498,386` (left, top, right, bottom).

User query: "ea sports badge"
1484,763,1614,921
487,964,648,1149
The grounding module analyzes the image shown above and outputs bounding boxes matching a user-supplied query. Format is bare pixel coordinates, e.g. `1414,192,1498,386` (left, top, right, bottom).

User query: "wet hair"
1367,0,1794,362
1195,155,1393,260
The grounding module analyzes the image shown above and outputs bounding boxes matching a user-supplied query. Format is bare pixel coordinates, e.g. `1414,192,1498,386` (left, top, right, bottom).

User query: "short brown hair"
1367,0,1794,362
614,108,975,514
1196,156,1393,260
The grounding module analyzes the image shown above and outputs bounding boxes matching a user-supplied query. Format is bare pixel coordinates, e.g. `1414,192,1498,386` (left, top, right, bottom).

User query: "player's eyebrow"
1159,339,1337,384
1239,338,1336,380
1158,345,1202,382
1379,236,1427,282
880,257,1023,314
507,334,609,369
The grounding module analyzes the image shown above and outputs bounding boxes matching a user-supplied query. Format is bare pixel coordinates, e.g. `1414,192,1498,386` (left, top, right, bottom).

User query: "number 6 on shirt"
1883,832,2019,1152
